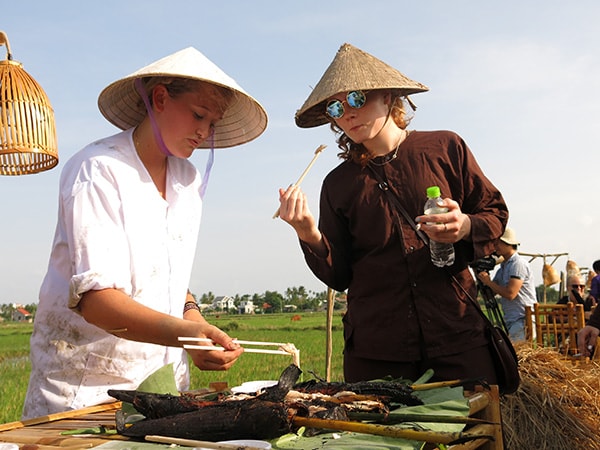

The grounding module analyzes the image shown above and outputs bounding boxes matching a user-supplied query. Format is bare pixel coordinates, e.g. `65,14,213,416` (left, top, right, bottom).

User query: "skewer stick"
272,144,327,219
291,416,494,445
146,435,265,449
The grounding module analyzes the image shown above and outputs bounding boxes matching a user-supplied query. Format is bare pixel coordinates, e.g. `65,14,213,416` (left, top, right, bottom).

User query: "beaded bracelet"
183,301,200,314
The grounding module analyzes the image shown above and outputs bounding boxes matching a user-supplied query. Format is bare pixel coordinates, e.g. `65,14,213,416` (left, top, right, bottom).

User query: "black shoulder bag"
368,166,520,395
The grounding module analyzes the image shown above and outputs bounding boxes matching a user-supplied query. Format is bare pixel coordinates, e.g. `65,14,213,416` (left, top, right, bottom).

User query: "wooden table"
0,386,504,449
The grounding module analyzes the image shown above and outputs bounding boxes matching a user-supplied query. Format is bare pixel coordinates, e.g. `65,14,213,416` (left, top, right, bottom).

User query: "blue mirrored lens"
347,90,366,108
326,100,344,119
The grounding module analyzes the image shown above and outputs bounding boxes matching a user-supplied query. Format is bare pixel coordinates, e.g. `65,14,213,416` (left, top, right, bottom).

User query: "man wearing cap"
477,228,537,341
22,48,267,419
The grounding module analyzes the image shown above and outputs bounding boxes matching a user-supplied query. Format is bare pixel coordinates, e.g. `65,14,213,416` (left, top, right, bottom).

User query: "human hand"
277,185,320,243
187,324,244,371
577,325,599,357
416,198,471,244
477,271,491,285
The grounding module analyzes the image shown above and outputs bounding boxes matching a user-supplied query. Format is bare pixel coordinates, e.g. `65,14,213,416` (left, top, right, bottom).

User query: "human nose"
195,124,211,141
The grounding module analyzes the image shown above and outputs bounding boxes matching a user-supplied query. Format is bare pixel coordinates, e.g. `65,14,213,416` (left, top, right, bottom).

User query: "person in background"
557,274,597,321
577,297,600,357
277,43,508,385
477,228,537,342
587,260,600,305
22,48,267,419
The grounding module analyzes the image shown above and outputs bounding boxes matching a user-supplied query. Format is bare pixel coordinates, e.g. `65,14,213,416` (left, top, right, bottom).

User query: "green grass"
0,313,344,424
0,323,34,424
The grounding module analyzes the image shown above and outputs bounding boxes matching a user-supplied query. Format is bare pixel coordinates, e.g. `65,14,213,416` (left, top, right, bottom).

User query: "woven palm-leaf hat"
295,43,429,128
98,47,267,148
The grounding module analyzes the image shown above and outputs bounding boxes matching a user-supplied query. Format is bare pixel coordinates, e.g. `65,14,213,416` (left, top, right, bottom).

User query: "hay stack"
501,343,600,449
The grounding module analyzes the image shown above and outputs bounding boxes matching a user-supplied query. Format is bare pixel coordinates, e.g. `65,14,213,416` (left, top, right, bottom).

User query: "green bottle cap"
426,186,441,198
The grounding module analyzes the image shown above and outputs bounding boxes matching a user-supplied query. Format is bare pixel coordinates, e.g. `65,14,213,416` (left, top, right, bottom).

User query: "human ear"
152,84,169,112
382,90,393,106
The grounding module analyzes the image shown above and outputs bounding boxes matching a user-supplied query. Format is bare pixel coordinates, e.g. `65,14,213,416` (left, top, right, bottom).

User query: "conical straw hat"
98,47,267,148
295,43,429,128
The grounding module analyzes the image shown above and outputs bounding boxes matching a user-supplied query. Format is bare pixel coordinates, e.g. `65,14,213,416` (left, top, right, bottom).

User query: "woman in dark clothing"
277,43,508,384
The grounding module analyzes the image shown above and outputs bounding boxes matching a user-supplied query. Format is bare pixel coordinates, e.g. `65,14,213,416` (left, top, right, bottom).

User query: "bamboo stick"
347,411,494,425
0,402,122,432
325,287,335,382
146,434,266,449
272,144,327,219
291,416,494,445
410,379,465,390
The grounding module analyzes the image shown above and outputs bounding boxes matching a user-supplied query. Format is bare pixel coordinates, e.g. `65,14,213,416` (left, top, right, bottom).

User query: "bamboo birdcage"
0,31,58,175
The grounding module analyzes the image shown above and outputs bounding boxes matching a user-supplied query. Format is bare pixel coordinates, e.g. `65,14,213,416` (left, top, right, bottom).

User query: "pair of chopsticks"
178,337,292,356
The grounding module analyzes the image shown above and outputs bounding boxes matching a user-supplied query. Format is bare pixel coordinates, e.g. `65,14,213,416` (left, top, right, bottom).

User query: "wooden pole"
325,287,335,381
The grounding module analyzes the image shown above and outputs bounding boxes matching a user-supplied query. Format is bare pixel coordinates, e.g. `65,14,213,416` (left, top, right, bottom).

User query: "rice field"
0,312,345,424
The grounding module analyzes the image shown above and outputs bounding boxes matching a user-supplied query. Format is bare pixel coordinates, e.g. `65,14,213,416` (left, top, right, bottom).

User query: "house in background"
238,300,255,314
212,296,235,311
12,307,32,322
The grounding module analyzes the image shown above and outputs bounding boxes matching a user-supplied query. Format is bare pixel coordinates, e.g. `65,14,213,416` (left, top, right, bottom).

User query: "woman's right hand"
186,323,244,371
277,185,320,242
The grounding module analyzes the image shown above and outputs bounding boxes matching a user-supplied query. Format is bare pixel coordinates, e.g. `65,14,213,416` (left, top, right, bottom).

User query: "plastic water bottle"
424,186,455,267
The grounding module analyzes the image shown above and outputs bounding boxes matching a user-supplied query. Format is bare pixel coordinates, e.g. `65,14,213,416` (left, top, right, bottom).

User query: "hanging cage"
0,31,58,175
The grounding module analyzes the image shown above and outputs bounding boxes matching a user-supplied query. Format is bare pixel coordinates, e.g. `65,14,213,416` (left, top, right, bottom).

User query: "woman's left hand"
415,198,471,244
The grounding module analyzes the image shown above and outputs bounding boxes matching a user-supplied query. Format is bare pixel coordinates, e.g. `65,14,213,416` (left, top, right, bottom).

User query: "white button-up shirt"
23,128,204,419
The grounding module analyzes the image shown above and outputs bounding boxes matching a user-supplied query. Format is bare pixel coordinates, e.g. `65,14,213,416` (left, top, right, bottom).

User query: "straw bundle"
0,31,58,175
542,263,560,287
501,343,600,449
566,260,580,278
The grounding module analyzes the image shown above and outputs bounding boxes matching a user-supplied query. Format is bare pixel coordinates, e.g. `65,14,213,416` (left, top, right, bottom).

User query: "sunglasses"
572,284,586,289
325,90,368,119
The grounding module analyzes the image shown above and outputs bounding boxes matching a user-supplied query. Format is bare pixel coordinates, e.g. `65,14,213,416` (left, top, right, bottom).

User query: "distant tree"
25,303,38,317
262,291,284,313
199,292,215,305
536,285,559,303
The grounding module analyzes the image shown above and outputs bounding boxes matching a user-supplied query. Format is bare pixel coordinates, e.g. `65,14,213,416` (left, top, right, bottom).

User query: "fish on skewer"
292,378,423,406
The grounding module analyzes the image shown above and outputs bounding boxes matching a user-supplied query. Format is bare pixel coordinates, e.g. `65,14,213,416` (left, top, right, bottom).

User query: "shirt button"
412,282,417,288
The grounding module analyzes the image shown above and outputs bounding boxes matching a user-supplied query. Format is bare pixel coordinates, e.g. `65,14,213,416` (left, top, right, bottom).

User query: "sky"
1,1,599,304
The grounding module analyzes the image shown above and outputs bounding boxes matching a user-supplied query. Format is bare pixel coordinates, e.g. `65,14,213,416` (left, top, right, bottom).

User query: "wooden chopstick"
272,144,327,219
178,337,288,346
146,434,265,449
182,344,291,355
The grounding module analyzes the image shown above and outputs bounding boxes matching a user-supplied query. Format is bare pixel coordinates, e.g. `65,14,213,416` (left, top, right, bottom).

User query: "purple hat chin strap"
134,78,215,199
199,133,214,199
134,78,174,157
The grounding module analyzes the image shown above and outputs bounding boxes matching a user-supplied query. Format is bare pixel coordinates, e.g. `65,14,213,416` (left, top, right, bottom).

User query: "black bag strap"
366,164,494,326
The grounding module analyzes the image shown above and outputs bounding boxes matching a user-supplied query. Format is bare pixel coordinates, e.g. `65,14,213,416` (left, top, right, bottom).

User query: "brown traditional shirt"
300,130,508,362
